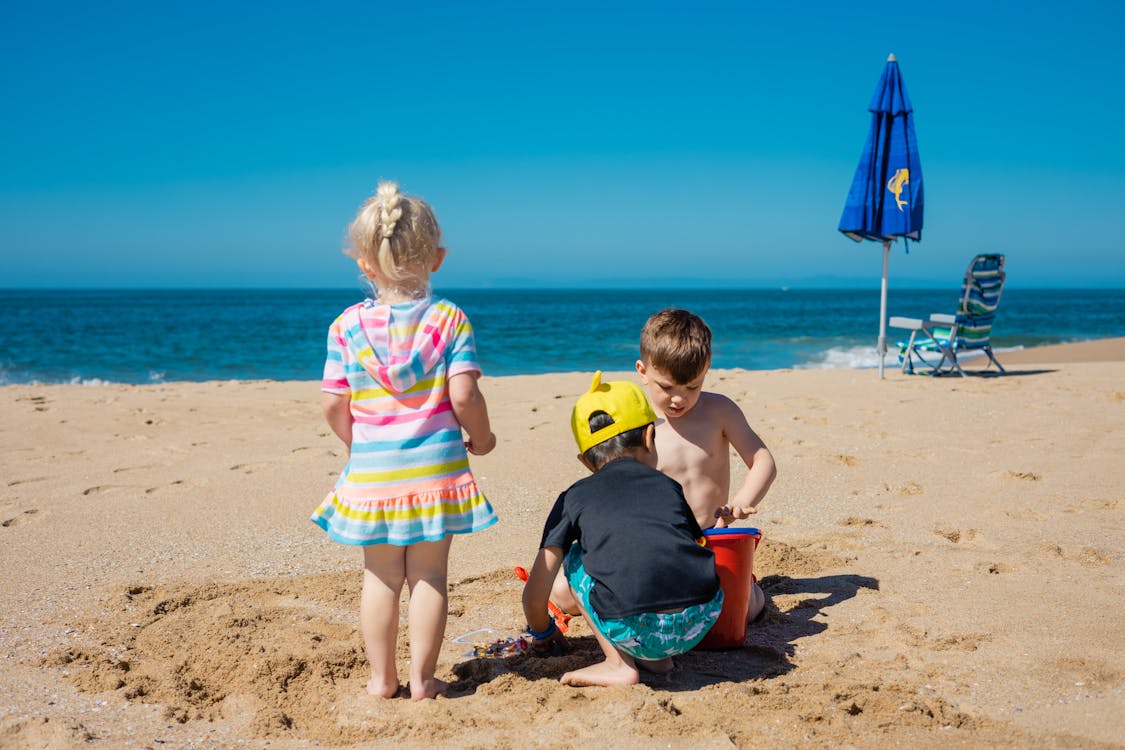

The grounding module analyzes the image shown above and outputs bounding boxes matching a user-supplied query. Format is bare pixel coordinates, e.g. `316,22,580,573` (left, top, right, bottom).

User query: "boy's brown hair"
639,309,712,384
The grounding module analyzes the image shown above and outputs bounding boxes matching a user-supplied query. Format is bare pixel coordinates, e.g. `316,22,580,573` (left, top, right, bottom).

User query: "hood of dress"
348,299,458,393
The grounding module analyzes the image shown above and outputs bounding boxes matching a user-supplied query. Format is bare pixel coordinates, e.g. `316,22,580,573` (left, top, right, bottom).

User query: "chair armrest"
928,313,956,325
889,316,924,329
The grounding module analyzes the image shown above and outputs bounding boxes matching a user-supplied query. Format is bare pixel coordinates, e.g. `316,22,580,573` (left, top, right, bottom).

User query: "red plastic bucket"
695,527,761,650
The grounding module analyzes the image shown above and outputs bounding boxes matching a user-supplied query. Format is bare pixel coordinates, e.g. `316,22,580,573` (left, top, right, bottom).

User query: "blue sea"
2,288,1123,385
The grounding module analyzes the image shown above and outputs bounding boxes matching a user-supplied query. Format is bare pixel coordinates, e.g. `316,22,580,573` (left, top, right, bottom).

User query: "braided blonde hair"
347,181,443,295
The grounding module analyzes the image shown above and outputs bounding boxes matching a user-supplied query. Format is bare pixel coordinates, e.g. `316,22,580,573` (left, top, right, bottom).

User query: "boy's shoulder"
570,458,675,493
688,390,742,420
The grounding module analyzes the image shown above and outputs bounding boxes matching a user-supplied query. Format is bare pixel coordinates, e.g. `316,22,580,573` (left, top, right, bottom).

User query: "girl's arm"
719,396,777,521
322,391,353,449
448,372,496,455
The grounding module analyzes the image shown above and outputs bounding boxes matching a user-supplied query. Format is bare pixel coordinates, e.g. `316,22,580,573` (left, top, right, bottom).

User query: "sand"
1,340,1123,749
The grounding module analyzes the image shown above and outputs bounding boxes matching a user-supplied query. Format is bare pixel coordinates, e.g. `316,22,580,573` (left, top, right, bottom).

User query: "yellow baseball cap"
571,371,658,454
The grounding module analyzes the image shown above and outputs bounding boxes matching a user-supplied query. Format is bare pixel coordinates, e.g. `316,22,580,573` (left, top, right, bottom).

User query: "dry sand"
1,340,1123,749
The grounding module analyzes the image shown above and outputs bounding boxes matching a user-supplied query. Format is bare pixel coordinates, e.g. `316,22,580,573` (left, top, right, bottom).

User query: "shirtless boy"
636,308,777,621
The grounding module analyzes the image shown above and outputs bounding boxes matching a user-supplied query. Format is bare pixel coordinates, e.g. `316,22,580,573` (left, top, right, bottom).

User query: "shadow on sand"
447,572,879,695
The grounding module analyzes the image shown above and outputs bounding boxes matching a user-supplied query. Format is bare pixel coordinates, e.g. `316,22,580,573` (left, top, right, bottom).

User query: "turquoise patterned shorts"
564,545,723,661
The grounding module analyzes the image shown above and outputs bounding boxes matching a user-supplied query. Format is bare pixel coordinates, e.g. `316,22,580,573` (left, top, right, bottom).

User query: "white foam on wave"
796,345,882,370
66,376,112,386
798,344,1031,371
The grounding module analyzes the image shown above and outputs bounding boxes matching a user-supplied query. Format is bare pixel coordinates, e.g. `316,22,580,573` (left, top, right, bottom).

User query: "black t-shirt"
540,457,719,619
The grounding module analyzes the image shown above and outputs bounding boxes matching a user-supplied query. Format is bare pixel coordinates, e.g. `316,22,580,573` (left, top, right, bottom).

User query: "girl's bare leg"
404,536,453,700
361,544,407,697
560,600,640,687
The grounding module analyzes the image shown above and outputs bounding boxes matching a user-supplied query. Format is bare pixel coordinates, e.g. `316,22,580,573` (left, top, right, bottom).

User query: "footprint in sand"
835,455,859,467
979,562,1017,575
838,517,885,528
144,480,187,494
82,485,133,496
7,476,49,487
2,508,41,528
229,461,274,474
932,527,977,543
1004,508,1047,522
0,717,93,746
17,395,50,412
897,623,990,652
112,464,158,474
1070,547,1113,566
896,482,924,496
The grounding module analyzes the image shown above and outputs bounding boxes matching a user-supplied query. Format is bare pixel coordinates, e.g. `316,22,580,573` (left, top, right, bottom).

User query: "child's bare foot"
365,677,399,698
409,676,447,701
636,657,674,674
560,661,640,687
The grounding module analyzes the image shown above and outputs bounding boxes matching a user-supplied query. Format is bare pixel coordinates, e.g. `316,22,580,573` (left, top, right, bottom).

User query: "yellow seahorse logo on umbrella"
887,168,910,211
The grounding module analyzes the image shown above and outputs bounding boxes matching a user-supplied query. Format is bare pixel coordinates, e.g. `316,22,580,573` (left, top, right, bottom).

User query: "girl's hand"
466,432,496,456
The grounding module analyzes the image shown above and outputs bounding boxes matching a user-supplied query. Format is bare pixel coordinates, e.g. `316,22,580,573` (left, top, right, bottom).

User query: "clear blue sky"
2,1,1123,289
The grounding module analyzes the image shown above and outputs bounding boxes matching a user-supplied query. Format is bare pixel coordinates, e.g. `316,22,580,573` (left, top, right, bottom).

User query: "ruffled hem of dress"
309,482,498,546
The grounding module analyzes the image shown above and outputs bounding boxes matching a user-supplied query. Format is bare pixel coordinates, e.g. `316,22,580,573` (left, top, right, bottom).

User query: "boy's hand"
715,504,758,526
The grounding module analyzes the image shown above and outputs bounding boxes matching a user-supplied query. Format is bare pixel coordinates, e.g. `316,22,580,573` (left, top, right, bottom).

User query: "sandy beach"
2,340,1123,749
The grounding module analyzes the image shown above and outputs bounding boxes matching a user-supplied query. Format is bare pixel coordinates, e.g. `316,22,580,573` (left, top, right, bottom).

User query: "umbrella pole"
878,240,890,379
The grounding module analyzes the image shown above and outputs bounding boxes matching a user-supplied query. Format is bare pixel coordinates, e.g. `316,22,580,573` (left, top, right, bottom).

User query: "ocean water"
1,288,1123,385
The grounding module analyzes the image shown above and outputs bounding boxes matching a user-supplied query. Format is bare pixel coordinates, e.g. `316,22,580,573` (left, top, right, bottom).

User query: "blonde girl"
311,181,498,700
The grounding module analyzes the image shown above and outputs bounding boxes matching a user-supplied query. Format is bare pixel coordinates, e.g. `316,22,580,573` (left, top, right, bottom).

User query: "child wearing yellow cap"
520,372,723,687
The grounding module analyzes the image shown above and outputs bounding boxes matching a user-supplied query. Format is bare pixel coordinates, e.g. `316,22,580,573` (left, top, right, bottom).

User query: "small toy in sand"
513,566,573,634
470,636,529,658
451,628,530,658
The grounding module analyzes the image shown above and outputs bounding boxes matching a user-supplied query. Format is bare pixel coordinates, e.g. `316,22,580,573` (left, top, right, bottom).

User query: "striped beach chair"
890,254,1007,376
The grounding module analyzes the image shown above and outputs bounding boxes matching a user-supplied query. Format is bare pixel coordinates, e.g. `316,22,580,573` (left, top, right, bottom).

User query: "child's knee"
550,572,581,614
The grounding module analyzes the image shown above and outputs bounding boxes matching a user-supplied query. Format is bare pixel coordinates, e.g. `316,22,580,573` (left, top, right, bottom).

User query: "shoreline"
2,351,1123,747
3,337,1123,390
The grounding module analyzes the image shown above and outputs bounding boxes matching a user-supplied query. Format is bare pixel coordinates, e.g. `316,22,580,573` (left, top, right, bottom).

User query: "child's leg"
560,599,640,687
747,579,766,624
404,536,453,700
361,544,407,697
550,567,582,615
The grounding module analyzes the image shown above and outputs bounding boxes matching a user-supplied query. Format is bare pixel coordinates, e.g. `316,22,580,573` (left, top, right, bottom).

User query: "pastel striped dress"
310,297,498,546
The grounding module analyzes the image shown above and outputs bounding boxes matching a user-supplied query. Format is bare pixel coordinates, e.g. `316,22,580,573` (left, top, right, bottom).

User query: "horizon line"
3,285,1124,293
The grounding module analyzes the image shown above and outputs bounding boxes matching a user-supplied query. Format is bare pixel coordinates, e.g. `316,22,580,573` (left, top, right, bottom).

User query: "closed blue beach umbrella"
839,53,924,378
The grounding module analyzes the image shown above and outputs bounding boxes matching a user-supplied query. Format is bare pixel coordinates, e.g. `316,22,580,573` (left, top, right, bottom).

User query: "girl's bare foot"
409,676,448,701
636,657,674,674
365,677,399,698
560,661,640,687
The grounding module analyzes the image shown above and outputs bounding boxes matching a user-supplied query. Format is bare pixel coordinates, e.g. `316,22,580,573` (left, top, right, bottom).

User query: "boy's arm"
718,396,777,522
449,372,496,455
522,546,568,653
322,392,353,449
